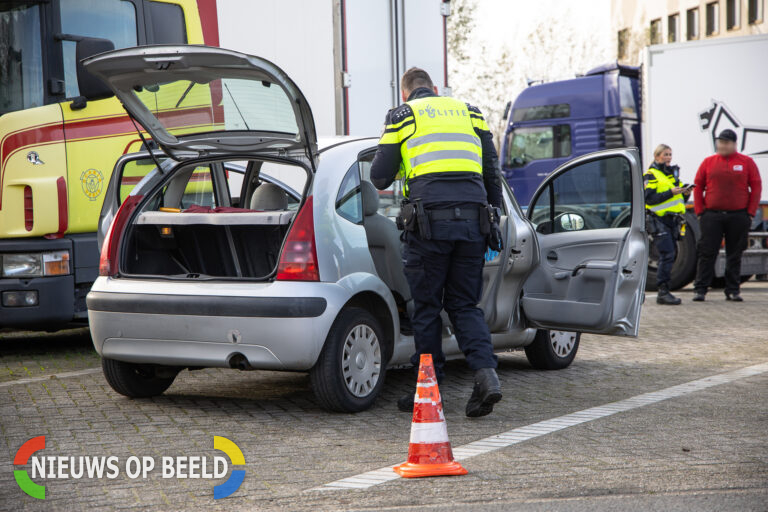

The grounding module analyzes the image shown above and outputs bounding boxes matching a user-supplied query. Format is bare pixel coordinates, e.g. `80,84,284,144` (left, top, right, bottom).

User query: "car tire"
102,358,178,398
524,329,580,370
310,307,387,413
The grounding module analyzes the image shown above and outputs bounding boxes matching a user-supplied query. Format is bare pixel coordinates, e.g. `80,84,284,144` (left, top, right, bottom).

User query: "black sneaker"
465,368,502,418
692,292,706,302
725,292,744,302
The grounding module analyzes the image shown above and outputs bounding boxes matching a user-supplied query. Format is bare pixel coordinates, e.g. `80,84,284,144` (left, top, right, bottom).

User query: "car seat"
361,180,411,304
250,183,288,211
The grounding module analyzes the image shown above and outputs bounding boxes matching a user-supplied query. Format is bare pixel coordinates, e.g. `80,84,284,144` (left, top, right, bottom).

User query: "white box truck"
642,34,768,285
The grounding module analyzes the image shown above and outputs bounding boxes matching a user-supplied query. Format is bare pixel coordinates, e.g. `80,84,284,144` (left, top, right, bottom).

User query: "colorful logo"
213,436,245,499
80,168,104,200
14,436,46,499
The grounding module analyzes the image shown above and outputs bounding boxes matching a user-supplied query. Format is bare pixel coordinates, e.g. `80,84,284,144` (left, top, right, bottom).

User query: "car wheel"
310,307,386,413
524,329,580,370
102,358,178,398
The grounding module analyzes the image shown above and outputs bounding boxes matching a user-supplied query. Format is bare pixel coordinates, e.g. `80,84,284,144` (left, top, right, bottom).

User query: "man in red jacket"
693,129,762,301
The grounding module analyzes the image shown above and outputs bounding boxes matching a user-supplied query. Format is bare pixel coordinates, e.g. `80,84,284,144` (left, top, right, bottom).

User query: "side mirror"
72,37,115,108
503,101,512,121
557,212,585,232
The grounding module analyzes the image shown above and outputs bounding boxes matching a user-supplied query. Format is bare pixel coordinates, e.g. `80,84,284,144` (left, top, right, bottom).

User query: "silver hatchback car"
85,46,648,412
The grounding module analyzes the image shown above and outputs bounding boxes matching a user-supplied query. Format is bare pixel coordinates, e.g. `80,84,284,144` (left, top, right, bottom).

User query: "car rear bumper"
86,278,360,370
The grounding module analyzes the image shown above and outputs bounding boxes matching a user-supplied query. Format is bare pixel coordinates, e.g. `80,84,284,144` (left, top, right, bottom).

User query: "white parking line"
0,367,101,388
310,361,768,492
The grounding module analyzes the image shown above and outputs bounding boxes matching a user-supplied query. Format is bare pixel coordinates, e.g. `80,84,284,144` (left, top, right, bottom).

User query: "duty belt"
428,207,480,221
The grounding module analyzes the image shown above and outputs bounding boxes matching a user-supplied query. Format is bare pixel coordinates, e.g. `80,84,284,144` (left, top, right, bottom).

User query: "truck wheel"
524,329,580,370
102,358,178,398
310,307,387,413
645,220,698,291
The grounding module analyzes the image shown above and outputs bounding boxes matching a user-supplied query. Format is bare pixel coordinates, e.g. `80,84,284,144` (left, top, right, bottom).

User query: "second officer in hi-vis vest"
644,144,692,305
370,67,504,417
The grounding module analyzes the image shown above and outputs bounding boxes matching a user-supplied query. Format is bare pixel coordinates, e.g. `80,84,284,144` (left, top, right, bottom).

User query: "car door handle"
546,251,558,261
571,261,618,276
571,263,588,276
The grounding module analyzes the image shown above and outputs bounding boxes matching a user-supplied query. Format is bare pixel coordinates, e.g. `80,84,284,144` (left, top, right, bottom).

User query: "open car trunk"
123,210,295,279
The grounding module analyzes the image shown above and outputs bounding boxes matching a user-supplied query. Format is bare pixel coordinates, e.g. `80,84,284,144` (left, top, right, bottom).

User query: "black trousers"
693,210,752,295
403,218,497,380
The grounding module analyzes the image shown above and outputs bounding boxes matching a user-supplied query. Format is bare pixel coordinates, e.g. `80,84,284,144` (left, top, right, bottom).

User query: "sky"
449,0,615,137
472,0,612,49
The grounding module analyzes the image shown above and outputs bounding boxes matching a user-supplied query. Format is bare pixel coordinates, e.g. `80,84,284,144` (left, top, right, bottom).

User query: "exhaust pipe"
228,353,254,371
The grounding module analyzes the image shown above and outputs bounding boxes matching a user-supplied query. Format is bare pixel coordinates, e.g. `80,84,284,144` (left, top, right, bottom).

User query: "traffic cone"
393,354,468,478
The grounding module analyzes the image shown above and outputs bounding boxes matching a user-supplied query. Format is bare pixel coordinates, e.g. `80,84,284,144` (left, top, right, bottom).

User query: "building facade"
612,0,765,63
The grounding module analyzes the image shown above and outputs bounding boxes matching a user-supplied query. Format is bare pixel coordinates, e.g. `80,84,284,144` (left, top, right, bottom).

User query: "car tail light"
23,186,33,231
99,195,143,277
276,196,319,281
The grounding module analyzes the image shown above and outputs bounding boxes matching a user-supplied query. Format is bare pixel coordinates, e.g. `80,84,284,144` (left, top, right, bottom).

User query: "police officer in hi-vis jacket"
644,144,691,305
369,67,504,417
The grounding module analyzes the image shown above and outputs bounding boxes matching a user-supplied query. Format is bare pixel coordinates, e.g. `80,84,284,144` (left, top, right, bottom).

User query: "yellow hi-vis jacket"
379,96,486,197
644,167,686,216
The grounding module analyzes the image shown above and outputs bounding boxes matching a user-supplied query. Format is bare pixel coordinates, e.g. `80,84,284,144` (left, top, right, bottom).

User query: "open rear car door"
82,45,318,166
522,149,648,336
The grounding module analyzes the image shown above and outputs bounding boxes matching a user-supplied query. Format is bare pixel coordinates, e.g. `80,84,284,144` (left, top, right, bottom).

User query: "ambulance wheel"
310,307,387,413
524,330,580,370
102,358,178,398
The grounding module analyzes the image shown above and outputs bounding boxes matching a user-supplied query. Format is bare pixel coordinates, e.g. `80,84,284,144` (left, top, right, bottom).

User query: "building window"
650,18,662,43
687,7,700,39
668,13,679,42
706,2,720,35
727,0,741,29
618,28,630,59
749,0,764,23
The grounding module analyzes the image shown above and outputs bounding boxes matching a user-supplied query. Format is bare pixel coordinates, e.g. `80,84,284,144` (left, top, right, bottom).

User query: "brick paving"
1,282,766,511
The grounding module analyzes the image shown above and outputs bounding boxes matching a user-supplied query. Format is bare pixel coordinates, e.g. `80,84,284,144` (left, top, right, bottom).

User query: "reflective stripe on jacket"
644,167,686,216
379,96,483,197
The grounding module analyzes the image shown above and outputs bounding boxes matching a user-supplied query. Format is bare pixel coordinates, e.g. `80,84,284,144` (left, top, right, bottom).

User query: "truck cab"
0,0,213,329
501,63,642,206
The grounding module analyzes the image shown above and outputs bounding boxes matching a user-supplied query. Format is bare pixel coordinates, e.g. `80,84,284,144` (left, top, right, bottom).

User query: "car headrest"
361,180,379,216
249,183,288,211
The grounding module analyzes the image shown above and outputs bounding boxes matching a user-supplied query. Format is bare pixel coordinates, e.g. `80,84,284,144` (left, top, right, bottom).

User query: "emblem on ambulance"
81,168,104,201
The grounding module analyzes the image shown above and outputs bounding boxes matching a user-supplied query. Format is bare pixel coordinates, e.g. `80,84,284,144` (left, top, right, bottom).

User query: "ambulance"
0,0,218,328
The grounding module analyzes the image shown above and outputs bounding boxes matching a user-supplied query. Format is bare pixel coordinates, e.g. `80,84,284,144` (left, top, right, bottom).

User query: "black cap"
716,129,737,142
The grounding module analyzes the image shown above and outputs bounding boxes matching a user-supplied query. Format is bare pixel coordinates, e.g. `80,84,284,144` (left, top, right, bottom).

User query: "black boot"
656,283,682,305
397,391,416,412
465,368,502,418
725,291,744,302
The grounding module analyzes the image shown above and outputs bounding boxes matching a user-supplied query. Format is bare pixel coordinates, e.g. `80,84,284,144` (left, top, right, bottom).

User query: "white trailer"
216,0,450,138
642,34,768,282
642,34,768,200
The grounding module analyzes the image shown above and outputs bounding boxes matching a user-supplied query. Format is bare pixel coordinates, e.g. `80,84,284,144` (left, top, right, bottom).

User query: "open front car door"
522,148,648,336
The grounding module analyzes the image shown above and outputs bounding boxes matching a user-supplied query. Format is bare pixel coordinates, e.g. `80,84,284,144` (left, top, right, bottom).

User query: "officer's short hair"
401,67,434,94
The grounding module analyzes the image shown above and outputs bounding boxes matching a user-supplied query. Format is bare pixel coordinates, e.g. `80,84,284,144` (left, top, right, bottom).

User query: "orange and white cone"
393,354,468,478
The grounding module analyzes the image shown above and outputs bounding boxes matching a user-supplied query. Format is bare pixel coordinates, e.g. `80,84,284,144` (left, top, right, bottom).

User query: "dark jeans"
652,216,677,287
403,219,497,380
693,210,752,295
